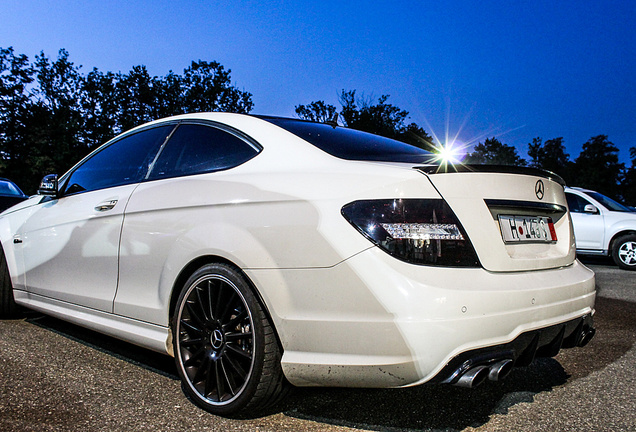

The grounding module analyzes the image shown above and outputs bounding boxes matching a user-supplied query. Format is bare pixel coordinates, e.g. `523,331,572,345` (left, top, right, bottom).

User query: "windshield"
261,117,433,163
587,191,634,212
0,180,24,197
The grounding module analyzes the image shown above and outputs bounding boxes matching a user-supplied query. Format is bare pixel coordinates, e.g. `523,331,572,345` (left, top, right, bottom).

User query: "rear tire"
172,263,286,417
611,234,636,270
0,247,19,318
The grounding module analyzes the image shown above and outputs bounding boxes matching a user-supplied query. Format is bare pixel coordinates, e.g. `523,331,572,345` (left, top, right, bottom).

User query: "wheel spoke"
192,354,210,384
214,280,224,320
223,351,248,380
214,360,225,402
183,346,206,368
180,337,206,347
203,357,216,399
195,287,210,322
186,301,207,328
180,319,204,336
225,343,253,360
220,358,238,396
223,309,248,330
207,280,216,320
219,291,238,323
225,331,252,341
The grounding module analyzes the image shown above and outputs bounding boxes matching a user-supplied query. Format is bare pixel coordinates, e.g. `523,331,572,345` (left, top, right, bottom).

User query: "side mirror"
38,174,59,197
583,204,599,214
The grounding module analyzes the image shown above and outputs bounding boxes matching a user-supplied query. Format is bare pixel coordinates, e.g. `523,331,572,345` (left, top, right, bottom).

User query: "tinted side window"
566,192,591,213
148,124,259,180
63,125,173,195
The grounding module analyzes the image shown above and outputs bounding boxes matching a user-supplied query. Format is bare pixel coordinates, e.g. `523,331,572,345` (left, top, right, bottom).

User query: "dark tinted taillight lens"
342,199,480,267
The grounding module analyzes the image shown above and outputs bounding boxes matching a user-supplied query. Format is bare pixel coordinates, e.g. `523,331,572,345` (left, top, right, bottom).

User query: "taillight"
341,199,480,267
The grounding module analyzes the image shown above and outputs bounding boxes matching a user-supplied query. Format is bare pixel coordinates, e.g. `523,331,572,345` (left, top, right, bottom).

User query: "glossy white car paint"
566,186,636,255
0,113,595,390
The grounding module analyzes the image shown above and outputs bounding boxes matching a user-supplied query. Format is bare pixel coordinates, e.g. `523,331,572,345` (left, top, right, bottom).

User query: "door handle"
95,199,118,212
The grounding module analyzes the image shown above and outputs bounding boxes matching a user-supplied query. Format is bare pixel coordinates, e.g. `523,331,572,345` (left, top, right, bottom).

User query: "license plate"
498,215,557,243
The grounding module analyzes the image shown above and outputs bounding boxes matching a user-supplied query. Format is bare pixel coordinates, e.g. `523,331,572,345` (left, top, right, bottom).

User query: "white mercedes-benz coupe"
0,113,596,416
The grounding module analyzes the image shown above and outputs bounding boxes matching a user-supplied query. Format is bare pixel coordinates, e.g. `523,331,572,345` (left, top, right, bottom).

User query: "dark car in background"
0,179,28,212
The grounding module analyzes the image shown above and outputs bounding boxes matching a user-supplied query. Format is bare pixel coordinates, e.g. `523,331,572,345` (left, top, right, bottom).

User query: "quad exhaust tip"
453,359,514,388
488,359,513,382
578,326,596,347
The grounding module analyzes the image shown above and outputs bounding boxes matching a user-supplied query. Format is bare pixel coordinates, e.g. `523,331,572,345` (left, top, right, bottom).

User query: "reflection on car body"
0,178,28,212
0,113,596,416
566,186,636,270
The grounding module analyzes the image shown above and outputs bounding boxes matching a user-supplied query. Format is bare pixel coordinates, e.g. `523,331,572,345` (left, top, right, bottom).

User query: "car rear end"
337,165,595,388
238,116,596,389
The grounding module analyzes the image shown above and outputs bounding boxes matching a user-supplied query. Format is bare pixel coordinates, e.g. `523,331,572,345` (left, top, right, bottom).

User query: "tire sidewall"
172,263,267,416
612,234,636,270
0,245,19,318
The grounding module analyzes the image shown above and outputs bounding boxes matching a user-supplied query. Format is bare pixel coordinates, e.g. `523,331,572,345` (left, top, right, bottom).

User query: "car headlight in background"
342,199,480,267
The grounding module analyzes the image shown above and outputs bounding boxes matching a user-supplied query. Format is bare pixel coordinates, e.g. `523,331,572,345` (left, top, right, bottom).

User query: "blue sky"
2,0,635,164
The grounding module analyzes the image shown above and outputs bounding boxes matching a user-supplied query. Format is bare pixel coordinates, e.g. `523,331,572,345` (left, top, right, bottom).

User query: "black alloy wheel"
173,263,286,416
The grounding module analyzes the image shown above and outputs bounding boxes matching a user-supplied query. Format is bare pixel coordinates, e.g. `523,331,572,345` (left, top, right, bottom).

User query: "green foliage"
528,137,570,172
295,101,337,123
527,136,575,183
571,135,624,199
465,137,527,166
1,46,634,203
296,90,433,149
0,47,253,194
618,147,636,205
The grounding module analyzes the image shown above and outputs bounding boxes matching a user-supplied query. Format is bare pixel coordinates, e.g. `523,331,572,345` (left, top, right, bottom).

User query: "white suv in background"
565,187,636,270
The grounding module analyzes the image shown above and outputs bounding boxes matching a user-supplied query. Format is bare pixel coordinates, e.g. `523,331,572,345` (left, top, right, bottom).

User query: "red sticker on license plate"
498,215,557,243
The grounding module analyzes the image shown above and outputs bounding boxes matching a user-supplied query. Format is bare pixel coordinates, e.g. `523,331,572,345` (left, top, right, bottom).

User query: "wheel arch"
167,255,283,351
608,230,636,255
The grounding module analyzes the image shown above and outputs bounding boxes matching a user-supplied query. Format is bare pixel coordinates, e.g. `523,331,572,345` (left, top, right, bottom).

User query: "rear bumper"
431,313,595,386
247,249,596,388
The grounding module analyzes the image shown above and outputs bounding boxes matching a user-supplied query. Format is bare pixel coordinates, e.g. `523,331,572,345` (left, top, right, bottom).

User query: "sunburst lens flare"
429,141,468,169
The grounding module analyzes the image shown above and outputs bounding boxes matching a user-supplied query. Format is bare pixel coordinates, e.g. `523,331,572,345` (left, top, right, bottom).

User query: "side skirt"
13,290,171,355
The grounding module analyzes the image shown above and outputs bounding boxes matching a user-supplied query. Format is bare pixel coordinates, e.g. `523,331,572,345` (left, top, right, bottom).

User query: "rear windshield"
262,117,432,163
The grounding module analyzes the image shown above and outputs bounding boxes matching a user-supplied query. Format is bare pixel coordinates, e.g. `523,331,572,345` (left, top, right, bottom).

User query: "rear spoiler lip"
415,164,566,187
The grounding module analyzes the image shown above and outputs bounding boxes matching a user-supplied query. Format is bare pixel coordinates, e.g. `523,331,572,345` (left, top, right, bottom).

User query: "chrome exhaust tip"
488,359,514,382
454,365,490,388
578,326,596,347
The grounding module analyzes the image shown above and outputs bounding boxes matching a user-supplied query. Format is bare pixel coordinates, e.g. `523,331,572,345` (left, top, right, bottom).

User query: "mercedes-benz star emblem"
535,180,545,200
211,329,224,349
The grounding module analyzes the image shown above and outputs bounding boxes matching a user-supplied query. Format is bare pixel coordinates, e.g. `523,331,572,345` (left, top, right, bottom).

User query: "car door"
566,191,605,251
113,122,261,324
17,125,174,312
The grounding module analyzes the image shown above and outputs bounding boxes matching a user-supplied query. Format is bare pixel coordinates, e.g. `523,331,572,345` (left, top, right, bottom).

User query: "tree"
339,91,409,140
0,47,254,194
181,60,253,114
295,90,433,149
80,68,119,148
571,135,623,199
295,100,337,123
528,137,570,172
466,137,527,166
114,65,160,131
527,136,574,182
0,47,34,191
619,147,636,205
29,49,86,180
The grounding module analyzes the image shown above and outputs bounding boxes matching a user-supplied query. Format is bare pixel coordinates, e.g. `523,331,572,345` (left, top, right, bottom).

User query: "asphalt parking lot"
1,257,634,432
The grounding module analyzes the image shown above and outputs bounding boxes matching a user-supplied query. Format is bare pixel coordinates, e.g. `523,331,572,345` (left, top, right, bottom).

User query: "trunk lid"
419,166,575,272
